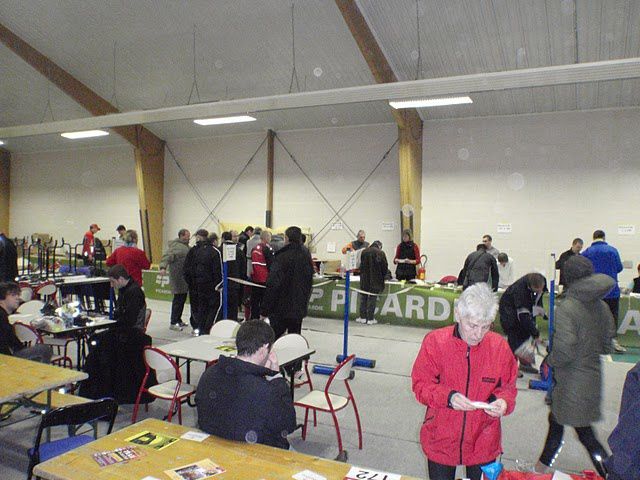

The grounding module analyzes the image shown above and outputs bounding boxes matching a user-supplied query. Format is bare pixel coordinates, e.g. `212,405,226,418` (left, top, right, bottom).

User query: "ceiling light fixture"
60,130,109,139
389,96,473,109
0,140,4,145
193,115,256,126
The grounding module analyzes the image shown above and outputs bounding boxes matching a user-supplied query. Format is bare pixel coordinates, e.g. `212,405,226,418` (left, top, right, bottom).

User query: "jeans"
170,293,187,325
604,297,620,334
427,459,493,480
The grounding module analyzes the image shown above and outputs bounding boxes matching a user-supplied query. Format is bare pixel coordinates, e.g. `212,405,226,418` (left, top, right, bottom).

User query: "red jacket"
411,325,517,466
106,246,151,286
251,242,273,284
82,231,94,258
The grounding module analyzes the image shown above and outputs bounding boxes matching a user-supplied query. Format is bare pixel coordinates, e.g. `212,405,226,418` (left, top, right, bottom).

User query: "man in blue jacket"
582,230,625,353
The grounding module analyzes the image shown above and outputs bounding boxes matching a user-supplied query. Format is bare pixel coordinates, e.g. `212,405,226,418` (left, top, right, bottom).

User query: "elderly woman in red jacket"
411,283,518,480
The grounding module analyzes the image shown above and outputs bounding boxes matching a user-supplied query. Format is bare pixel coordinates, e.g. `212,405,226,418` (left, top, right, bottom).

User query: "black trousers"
358,292,378,321
427,459,493,480
170,293,188,325
271,316,303,339
538,413,608,477
603,297,620,332
193,283,221,334
225,287,241,321
250,284,266,319
188,287,198,329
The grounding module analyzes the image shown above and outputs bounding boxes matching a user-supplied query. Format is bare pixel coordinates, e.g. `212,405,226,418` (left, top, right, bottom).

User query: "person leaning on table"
195,319,296,449
411,283,517,480
0,282,52,363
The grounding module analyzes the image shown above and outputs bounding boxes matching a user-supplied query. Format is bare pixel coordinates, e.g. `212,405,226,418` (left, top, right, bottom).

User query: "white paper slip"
180,431,210,442
552,471,572,480
345,466,401,480
470,401,496,410
292,470,327,480
141,477,162,480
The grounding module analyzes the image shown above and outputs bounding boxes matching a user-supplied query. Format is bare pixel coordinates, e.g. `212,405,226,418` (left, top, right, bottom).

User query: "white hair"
455,283,498,324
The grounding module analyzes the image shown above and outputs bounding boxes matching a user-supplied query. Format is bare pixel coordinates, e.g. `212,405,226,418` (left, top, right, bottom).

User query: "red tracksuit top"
106,246,151,286
411,325,518,466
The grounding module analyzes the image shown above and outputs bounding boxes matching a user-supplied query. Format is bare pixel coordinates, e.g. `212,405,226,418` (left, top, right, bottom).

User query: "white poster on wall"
326,242,336,253
618,225,635,235
331,221,343,230
497,223,512,234
381,221,395,231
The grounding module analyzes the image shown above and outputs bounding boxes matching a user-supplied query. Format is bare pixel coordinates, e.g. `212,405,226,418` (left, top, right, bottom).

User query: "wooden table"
161,336,315,397
34,418,417,480
0,354,87,434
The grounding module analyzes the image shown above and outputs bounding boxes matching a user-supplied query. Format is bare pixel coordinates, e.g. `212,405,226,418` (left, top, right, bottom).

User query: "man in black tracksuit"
184,229,223,335
261,226,314,339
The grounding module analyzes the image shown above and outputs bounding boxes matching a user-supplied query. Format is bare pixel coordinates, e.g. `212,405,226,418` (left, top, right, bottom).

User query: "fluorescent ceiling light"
0,140,4,145
389,96,473,109
193,115,256,126
60,130,109,139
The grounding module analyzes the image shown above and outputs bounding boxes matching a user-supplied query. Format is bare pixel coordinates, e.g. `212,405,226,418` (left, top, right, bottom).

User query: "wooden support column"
266,130,275,228
0,22,165,261
335,0,423,243
0,149,10,234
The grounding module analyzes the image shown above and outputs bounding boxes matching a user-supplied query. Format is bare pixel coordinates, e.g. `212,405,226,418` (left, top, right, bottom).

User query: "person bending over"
411,283,517,480
196,320,296,449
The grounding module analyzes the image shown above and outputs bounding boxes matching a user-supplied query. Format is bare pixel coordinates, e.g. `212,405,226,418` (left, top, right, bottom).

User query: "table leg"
45,389,52,442
75,332,82,371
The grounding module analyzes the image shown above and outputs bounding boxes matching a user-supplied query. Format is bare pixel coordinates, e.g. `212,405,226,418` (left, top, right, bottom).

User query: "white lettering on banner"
619,310,640,334
155,274,169,287
428,297,451,321
309,288,324,303
380,294,402,317
331,290,346,311
405,295,425,320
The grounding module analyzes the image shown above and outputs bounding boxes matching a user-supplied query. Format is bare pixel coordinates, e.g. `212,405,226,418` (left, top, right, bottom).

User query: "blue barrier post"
222,261,229,319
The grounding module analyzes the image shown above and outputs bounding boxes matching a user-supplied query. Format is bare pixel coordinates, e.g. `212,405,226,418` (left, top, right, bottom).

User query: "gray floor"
1,298,633,479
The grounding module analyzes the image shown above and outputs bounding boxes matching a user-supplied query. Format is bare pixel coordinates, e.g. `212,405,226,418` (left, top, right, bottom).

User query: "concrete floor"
1,298,634,479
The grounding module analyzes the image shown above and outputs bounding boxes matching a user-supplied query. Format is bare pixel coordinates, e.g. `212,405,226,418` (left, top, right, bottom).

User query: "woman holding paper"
393,229,420,281
411,283,518,480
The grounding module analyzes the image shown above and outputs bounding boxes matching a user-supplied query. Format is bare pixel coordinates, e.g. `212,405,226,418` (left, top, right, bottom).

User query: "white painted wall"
10,144,141,250
163,124,401,263
422,108,640,286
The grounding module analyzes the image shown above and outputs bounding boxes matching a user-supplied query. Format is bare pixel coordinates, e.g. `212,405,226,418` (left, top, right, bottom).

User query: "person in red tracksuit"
411,283,518,480
106,230,150,286
250,230,273,319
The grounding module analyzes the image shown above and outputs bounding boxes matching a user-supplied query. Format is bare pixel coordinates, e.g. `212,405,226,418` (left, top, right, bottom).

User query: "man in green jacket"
159,229,191,331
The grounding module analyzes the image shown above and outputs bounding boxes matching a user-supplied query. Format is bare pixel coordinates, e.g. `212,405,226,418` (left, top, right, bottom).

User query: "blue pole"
343,270,350,358
222,261,228,319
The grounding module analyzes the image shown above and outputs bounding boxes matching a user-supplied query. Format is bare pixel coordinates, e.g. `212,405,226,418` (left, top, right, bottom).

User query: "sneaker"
355,318,367,324
169,324,183,332
612,339,627,354
177,321,189,328
191,329,200,337
366,319,378,325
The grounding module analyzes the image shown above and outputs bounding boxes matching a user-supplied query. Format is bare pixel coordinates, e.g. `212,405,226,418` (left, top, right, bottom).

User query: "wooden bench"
31,391,92,409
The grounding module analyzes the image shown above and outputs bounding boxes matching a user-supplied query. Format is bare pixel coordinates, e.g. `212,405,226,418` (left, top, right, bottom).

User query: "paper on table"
344,466,401,480
292,469,327,480
470,401,498,410
180,431,210,442
551,471,573,480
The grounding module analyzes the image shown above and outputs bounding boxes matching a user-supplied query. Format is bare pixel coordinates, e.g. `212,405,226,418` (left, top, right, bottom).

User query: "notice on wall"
326,242,336,253
331,221,344,230
223,244,236,262
346,251,358,272
497,223,512,234
618,224,636,235
381,221,395,231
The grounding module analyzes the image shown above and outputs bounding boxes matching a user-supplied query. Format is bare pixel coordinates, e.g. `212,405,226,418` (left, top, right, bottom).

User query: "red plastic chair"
294,354,362,454
439,275,458,284
132,347,195,425
13,322,73,369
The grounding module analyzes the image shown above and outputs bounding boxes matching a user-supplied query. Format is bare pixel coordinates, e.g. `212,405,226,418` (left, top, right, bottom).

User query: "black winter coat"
261,243,314,319
114,280,146,330
183,240,223,287
196,355,296,449
459,250,499,291
0,234,18,282
360,246,388,293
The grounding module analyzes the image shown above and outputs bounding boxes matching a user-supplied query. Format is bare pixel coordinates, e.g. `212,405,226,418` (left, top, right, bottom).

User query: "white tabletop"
37,316,116,334
57,276,110,286
161,336,315,368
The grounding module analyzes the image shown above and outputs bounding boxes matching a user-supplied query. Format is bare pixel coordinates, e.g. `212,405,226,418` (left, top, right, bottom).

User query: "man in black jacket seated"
108,264,146,330
196,320,296,449
261,226,314,339
0,282,52,362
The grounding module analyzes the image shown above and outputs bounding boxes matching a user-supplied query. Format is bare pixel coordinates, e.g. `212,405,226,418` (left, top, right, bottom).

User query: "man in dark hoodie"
356,240,388,325
535,255,614,477
159,228,191,331
196,319,296,449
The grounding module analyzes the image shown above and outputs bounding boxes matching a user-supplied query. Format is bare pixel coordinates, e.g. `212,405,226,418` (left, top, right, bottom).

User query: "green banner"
142,270,640,347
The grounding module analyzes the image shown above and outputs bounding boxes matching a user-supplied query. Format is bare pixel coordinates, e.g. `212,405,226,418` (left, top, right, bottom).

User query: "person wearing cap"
356,240,388,325
535,255,614,477
82,223,101,265
183,229,223,335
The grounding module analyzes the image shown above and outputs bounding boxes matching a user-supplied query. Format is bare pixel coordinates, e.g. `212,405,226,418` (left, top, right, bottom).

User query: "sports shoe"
191,328,200,337
169,324,183,332
355,318,367,324
177,321,189,328
366,319,378,325
612,338,627,354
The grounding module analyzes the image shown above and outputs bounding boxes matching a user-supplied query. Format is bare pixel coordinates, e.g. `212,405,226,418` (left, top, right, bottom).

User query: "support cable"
187,25,202,104
288,2,300,93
